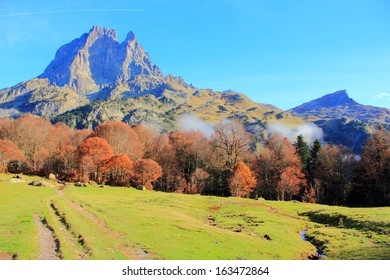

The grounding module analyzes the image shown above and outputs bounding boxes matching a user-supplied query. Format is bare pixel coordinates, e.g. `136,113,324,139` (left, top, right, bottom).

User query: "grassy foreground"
0,173,389,260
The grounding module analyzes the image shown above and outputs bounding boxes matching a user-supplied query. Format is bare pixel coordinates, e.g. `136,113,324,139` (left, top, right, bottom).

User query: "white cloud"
178,114,214,138
267,123,324,145
376,92,390,100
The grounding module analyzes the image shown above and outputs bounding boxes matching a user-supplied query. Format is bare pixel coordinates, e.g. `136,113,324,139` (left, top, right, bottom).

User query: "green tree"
294,134,310,172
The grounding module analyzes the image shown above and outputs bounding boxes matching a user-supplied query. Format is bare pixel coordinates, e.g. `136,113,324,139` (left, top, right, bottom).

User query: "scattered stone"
28,181,54,187
308,254,319,260
74,182,87,187
263,234,271,240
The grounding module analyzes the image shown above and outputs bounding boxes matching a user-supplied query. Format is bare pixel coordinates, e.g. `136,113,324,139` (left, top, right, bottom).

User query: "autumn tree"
132,159,163,190
170,131,210,194
94,121,144,160
349,129,390,206
145,133,185,192
77,137,113,182
229,162,256,197
6,114,56,173
254,147,278,199
255,134,305,201
133,124,160,159
191,168,210,194
0,140,26,172
212,119,253,171
277,166,304,201
101,154,134,186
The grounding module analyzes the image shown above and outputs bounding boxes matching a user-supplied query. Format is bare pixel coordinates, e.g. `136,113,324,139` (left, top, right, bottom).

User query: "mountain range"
0,26,389,153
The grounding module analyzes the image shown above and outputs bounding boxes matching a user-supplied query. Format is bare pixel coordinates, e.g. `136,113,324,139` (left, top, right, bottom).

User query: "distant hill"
289,90,390,153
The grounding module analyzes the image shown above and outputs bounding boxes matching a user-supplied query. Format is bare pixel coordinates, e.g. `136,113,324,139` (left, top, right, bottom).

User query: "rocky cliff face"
39,25,163,94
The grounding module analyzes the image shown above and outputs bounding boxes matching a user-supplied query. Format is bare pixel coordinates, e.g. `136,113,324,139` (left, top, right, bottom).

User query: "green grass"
0,173,389,260
0,174,56,259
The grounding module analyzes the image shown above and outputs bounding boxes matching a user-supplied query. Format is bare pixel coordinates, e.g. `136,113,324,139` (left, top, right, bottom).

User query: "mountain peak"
88,25,118,41
125,31,136,42
290,90,357,114
38,26,162,94
323,90,355,106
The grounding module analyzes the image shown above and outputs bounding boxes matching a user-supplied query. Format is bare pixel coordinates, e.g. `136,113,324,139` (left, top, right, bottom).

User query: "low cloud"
267,122,324,145
178,114,214,138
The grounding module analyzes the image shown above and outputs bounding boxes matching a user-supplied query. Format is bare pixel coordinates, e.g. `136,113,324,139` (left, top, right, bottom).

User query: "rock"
7,178,26,183
263,234,271,240
48,173,56,180
74,182,87,187
7,175,27,183
137,185,146,190
28,181,54,187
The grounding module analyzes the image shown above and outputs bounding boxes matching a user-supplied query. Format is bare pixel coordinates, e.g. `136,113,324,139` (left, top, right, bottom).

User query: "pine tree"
294,134,310,172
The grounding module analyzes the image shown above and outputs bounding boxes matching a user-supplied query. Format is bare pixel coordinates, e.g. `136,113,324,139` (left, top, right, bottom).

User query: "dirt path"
56,188,155,259
33,213,61,260
0,253,13,260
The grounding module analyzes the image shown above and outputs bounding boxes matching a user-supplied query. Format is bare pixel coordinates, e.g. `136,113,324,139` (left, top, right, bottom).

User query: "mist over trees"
0,114,388,207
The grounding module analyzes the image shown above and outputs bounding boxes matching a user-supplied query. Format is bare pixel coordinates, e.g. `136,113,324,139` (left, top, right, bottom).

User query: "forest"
0,114,388,207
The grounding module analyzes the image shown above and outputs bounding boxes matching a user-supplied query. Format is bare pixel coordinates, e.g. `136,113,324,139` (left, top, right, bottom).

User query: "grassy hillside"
0,174,389,260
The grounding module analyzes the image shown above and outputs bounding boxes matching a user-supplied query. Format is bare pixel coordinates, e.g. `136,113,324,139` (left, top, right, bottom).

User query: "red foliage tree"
133,159,163,190
94,121,144,160
100,154,134,186
77,137,113,182
229,162,257,197
0,140,26,172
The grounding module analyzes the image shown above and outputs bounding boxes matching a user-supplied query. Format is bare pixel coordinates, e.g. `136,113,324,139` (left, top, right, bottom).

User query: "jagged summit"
38,26,163,93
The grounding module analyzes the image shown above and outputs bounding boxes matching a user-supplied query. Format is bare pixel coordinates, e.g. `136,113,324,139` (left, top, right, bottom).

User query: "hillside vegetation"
0,174,388,260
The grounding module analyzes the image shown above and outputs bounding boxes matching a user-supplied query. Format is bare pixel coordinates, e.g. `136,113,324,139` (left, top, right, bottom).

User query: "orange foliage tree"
0,140,26,172
94,121,144,160
100,154,134,186
133,159,162,190
77,137,113,182
170,131,210,194
229,162,257,197
256,134,305,201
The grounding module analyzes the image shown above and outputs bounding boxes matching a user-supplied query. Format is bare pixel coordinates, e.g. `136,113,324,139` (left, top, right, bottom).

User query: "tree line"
0,114,388,206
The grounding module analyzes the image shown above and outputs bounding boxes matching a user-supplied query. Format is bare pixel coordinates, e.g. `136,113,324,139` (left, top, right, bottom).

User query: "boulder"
74,182,87,187
48,173,56,180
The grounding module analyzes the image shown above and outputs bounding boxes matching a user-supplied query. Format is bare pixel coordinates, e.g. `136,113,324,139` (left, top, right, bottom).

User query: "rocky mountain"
0,26,301,136
289,90,390,153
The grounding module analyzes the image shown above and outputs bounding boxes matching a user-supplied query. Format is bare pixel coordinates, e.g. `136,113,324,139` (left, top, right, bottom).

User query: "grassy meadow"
0,173,389,260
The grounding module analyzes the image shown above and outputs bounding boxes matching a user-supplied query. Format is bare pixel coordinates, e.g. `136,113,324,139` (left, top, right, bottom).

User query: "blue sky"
0,0,389,109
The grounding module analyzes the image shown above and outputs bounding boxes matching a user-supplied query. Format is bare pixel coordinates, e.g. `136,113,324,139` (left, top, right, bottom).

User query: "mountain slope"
290,90,390,127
